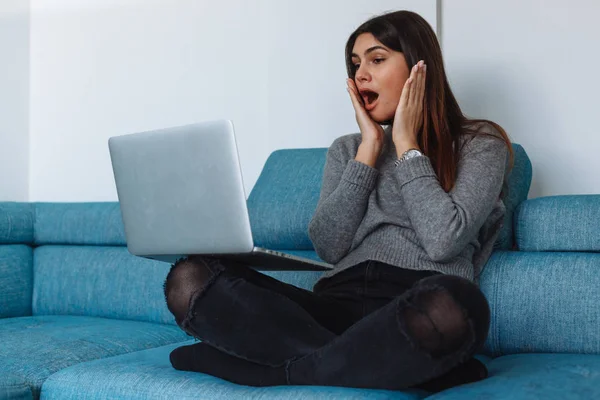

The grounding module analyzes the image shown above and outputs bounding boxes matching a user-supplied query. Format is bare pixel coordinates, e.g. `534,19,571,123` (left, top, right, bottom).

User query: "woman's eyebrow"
351,46,389,58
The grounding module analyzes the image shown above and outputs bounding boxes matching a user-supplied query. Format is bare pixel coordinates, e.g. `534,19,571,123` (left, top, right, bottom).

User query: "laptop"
108,119,333,271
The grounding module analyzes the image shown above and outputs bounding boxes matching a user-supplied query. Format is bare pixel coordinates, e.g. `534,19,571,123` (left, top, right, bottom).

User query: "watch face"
406,149,422,158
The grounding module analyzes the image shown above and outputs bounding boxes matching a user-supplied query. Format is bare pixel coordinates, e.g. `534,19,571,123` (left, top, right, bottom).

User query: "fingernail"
423,64,427,72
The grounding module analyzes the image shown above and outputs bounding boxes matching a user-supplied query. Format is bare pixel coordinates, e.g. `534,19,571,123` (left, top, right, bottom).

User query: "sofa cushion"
426,353,600,399
0,244,32,318
515,194,600,252
0,202,34,244
479,250,600,358
34,202,126,246
32,246,175,325
0,315,188,399
0,373,32,400
41,341,427,400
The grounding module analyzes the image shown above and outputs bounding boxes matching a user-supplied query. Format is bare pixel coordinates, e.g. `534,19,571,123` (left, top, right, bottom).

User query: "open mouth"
360,89,379,110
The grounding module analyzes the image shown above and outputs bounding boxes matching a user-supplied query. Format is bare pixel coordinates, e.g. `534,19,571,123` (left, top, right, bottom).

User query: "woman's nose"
355,65,370,82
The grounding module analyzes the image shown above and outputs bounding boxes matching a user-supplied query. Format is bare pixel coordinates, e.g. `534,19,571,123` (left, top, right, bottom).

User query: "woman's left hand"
392,60,427,147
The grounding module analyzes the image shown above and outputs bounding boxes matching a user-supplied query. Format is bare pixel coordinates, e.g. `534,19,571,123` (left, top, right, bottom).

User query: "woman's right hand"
346,78,385,150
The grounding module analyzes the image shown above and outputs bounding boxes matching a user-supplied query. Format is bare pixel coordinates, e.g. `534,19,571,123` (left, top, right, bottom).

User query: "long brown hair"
345,10,514,199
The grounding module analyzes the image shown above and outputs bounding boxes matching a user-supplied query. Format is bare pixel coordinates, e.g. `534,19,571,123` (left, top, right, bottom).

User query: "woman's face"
351,33,410,124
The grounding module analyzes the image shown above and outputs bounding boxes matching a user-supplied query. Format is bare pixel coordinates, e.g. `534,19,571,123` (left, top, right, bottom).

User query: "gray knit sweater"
309,122,509,287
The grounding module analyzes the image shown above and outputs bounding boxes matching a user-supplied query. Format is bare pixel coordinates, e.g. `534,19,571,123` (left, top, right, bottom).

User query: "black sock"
169,341,287,387
412,357,488,393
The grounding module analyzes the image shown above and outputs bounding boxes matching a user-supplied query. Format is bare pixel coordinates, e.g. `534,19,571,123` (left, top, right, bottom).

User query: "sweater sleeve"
308,140,379,264
391,128,508,263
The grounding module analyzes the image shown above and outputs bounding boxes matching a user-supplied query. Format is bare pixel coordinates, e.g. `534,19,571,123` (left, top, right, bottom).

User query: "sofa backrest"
248,143,532,251
247,148,327,250
33,202,126,246
0,203,34,318
29,203,176,325
479,194,600,357
494,144,533,250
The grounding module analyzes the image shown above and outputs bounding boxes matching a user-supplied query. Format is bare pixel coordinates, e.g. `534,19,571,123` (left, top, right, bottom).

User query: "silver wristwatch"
394,148,424,167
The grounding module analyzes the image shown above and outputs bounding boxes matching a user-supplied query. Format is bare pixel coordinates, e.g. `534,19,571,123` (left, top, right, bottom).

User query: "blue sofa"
2,144,600,399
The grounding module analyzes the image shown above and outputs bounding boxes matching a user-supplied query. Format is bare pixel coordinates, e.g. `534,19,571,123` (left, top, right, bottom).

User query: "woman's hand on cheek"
392,60,426,148
346,78,385,149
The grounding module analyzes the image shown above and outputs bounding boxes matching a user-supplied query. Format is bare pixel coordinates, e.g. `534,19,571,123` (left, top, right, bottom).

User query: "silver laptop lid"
108,119,254,258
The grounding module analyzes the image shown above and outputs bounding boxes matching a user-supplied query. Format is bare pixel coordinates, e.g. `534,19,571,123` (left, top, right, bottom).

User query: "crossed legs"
164,256,490,391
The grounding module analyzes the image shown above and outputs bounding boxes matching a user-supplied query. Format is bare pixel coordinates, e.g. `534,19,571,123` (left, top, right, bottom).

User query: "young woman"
164,10,514,393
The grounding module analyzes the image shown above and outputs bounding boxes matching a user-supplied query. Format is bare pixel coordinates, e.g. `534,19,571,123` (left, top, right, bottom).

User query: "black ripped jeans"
164,256,491,392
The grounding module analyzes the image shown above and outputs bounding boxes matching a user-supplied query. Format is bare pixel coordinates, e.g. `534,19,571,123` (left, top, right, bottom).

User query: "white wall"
28,0,436,201
29,0,270,201
442,0,600,198
0,0,29,201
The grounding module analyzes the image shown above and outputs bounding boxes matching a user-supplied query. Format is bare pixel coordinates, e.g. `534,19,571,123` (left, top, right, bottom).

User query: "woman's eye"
354,59,384,70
